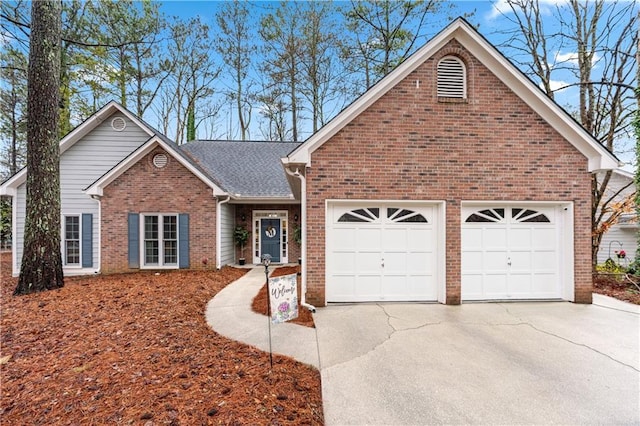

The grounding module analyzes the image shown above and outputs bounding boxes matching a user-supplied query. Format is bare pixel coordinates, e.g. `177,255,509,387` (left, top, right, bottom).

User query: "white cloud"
486,0,510,20
544,80,571,92
486,0,567,20
553,51,600,67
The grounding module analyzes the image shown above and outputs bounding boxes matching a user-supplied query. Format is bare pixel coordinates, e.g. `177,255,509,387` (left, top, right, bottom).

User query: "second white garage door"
326,202,440,302
461,205,563,301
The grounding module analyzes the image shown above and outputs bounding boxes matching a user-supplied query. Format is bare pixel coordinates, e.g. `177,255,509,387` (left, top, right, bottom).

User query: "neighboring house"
1,18,619,306
596,169,638,265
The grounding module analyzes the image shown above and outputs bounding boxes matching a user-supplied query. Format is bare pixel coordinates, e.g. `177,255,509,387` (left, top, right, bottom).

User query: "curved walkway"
205,267,320,368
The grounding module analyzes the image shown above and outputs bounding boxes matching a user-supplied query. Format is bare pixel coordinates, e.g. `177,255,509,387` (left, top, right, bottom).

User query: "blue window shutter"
178,214,189,268
81,214,93,267
128,213,140,268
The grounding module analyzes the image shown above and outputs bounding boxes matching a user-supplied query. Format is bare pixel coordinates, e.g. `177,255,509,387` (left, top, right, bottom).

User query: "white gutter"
216,195,231,269
284,167,316,313
11,194,18,276
91,195,102,274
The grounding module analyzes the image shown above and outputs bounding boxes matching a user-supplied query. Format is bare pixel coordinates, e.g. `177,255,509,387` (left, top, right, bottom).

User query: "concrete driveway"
314,295,640,425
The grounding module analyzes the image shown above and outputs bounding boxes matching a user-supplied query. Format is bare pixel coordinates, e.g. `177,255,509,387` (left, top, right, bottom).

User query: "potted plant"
234,225,249,265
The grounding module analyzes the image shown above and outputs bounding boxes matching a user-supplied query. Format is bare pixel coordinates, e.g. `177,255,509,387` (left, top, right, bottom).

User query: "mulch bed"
251,265,315,328
593,273,640,305
0,252,323,425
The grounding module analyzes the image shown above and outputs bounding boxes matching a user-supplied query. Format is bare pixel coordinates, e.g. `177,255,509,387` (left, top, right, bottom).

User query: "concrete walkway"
206,268,640,425
205,267,320,368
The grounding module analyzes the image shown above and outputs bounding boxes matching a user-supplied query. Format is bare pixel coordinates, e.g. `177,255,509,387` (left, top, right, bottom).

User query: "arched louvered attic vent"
437,56,466,99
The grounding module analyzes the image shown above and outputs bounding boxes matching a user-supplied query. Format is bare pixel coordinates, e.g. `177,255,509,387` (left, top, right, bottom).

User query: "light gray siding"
219,203,235,266
13,113,150,274
598,224,638,265
596,171,637,266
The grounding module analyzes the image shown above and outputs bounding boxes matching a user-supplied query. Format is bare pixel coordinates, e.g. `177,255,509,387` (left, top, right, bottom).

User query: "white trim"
139,213,180,270
11,194,18,276
85,136,226,197
287,18,618,171
95,197,102,274
325,199,446,304
62,214,82,267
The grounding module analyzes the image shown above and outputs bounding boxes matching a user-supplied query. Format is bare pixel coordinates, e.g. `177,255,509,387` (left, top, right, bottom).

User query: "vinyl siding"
14,113,150,273
598,225,638,265
596,171,638,265
219,203,235,266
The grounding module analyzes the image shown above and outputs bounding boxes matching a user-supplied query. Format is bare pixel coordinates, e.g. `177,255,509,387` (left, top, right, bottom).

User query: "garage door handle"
507,257,512,266
381,258,385,268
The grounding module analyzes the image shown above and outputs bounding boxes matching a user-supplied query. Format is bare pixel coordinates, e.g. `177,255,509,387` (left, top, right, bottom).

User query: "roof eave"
228,196,299,205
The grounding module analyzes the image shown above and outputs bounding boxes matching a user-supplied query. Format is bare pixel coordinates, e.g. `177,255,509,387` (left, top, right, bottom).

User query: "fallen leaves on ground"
0,252,323,425
251,266,315,328
593,273,640,305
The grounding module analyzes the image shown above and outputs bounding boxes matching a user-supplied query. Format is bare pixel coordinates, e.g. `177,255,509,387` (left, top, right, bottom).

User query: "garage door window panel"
338,208,380,223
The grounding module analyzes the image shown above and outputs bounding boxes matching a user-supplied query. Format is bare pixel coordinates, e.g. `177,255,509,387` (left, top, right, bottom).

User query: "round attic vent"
153,153,168,169
111,117,126,132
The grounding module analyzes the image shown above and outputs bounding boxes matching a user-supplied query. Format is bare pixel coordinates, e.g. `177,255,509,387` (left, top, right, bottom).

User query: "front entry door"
260,218,281,262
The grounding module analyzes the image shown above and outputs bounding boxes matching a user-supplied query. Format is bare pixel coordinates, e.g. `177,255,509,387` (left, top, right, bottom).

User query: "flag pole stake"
262,256,273,370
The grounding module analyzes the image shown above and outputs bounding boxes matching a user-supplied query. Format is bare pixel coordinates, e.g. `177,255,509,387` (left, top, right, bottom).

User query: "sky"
153,1,637,169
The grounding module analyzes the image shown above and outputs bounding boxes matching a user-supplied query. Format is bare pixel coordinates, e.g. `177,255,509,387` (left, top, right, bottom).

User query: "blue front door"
260,219,281,262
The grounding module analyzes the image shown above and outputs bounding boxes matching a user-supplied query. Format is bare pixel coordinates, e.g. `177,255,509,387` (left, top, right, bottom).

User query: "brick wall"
100,148,217,273
305,40,592,305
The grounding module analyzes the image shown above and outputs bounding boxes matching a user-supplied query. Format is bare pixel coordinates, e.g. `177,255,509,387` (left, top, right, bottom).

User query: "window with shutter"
437,56,466,99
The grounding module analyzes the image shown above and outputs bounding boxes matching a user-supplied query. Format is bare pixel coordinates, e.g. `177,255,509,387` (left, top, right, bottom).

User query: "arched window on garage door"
337,207,428,223
464,207,550,223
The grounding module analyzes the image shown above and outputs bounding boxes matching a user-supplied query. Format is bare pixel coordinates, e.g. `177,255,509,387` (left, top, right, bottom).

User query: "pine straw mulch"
251,266,315,328
593,273,640,305
0,252,323,425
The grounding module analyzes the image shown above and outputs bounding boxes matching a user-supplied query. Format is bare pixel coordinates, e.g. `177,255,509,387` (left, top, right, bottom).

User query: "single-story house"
1,18,620,306
596,169,638,265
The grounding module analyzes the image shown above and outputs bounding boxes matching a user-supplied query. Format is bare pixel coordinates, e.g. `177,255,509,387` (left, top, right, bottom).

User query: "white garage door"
326,203,439,302
462,205,561,301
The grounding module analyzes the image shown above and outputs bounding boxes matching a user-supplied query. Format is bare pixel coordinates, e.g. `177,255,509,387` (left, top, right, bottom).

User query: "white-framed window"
141,214,178,268
64,215,81,266
437,56,466,99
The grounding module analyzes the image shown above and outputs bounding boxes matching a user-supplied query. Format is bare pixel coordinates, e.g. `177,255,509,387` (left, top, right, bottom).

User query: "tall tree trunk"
16,0,64,295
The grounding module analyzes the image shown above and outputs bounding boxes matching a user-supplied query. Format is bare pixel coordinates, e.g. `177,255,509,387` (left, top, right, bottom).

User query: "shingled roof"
180,140,300,199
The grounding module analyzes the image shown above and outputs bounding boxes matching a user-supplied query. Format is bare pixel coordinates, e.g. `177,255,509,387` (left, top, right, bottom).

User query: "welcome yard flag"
268,273,299,324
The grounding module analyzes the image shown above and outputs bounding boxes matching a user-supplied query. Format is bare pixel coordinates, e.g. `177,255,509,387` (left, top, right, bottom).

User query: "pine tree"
15,0,64,295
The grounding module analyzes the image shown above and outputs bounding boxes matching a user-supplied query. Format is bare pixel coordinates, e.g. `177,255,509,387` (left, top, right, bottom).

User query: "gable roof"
0,101,155,196
285,17,620,172
181,141,301,200
85,135,226,197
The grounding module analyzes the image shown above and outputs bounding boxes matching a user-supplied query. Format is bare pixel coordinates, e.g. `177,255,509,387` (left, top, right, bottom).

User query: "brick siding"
100,148,217,273
305,40,592,305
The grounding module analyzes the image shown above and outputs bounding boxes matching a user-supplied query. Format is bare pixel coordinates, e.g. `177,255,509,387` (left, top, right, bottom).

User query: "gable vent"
437,56,466,98
111,117,127,131
152,153,168,169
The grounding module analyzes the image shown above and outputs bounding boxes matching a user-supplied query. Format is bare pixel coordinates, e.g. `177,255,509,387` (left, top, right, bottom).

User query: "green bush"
596,258,627,274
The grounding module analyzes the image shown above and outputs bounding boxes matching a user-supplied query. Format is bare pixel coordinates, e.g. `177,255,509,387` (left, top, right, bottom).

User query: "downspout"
284,167,316,312
90,195,102,274
216,195,231,269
